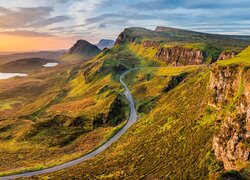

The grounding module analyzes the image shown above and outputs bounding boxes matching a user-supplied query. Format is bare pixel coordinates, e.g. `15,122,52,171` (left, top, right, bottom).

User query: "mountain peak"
97,39,115,50
68,39,101,55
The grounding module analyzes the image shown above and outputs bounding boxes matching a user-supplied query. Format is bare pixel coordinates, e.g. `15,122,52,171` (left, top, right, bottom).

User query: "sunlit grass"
217,46,250,66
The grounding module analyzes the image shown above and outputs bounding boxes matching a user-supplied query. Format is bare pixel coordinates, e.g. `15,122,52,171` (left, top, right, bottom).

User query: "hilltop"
60,40,101,62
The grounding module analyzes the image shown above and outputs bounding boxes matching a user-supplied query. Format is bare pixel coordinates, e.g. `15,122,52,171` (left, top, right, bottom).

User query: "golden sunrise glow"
0,34,77,52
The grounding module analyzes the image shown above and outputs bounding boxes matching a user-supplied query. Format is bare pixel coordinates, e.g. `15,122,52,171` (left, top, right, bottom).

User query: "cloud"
0,30,54,37
0,0,250,45
98,23,106,28
0,6,70,28
27,16,71,27
129,0,250,10
85,13,155,25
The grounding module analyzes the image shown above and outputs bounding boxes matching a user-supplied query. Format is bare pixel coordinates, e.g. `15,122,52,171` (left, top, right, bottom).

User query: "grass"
1,28,250,179
37,66,224,179
217,46,250,66
0,99,21,111
34,59,249,179
0,47,133,175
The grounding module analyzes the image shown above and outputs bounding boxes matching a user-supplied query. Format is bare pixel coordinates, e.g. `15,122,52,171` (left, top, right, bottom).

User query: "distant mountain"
61,40,101,61
0,52,16,56
97,39,115,50
0,50,65,66
0,58,57,73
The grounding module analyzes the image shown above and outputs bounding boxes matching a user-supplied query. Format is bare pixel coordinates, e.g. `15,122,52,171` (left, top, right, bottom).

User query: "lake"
0,73,28,79
43,62,59,67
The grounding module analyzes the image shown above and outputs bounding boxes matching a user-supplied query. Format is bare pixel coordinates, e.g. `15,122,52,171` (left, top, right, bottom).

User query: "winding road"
0,69,139,180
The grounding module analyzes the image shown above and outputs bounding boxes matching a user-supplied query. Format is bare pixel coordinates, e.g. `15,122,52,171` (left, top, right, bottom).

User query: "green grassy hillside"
35,49,249,179
116,27,250,65
0,28,249,179
122,27,250,51
0,43,156,176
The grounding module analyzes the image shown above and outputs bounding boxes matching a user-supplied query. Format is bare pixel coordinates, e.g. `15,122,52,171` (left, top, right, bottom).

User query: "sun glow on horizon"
0,34,79,52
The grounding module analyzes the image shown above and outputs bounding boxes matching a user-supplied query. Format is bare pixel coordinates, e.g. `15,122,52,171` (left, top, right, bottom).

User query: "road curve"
0,69,139,180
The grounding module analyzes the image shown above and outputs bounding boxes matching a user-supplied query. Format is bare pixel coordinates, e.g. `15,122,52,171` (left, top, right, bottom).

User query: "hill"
0,50,65,66
115,26,250,65
61,40,101,62
0,58,58,74
0,27,249,179
97,39,115,50
37,41,250,180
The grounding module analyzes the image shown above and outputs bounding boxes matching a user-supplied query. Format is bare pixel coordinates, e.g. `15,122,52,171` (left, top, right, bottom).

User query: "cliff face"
218,51,237,61
115,29,243,66
155,46,206,66
142,40,207,65
115,32,136,45
210,66,250,170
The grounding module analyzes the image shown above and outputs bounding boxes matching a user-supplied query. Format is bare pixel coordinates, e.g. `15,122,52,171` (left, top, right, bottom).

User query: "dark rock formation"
155,46,207,66
218,51,237,61
68,40,101,55
93,95,127,127
210,66,250,170
97,39,115,50
115,32,136,45
164,72,188,92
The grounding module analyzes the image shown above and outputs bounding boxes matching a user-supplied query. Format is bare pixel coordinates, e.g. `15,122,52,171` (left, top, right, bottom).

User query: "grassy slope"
0,29,249,178
37,66,218,179
0,48,146,175
0,42,168,176
35,46,250,179
217,46,250,66
127,27,250,51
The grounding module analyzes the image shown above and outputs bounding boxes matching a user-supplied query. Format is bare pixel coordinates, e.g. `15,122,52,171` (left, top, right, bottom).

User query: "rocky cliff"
218,51,237,61
155,46,207,66
210,65,250,170
142,40,208,65
115,31,136,45
115,28,248,66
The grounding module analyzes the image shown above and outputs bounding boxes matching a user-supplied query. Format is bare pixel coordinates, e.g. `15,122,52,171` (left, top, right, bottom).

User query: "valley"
0,26,249,180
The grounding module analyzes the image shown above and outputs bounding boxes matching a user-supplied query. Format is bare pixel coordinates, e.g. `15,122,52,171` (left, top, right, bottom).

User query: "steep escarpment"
128,40,212,65
115,27,250,66
155,46,207,65
210,65,250,171
115,31,136,45
218,51,237,61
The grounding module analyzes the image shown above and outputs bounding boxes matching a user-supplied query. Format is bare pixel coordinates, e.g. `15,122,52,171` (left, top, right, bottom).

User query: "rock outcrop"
143,40,159,48
210,66,250,170
115,32,136,45
142,40,208,65
218,51,237,61
155,46,207,66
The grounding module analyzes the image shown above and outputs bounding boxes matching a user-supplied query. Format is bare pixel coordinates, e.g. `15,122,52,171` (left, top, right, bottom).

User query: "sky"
0,0,250,51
